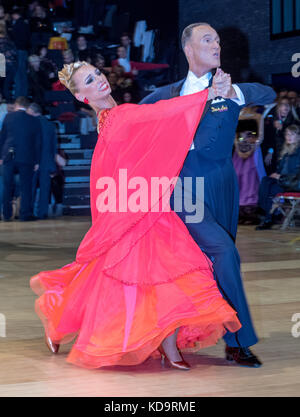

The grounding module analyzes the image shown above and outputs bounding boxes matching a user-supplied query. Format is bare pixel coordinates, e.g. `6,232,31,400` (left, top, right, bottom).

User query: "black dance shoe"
255,220,273,230
225,346,262,367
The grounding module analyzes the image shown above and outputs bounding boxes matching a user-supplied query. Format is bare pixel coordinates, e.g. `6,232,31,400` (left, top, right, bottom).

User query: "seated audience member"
62,48,74,65
93,53,110,76
112,64,134,89
233,118,265,225
107,71,123,104
0,21,17,101
287,90,300,123
111,46,169,79
261,97,296,175
28,54,53,106
73,35,92,62
122,90,134,104
38,45,58,73
120,32,142,61
256,124,300,230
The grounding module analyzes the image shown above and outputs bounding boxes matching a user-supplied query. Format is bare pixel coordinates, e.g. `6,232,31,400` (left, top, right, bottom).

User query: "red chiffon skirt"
30,210,241,369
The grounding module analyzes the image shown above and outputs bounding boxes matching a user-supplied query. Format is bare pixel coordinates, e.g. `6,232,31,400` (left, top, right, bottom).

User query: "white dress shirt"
118,58,131,73
180,71,245,150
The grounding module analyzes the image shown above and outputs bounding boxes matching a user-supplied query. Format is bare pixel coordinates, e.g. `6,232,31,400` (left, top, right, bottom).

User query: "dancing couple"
30,23,275,370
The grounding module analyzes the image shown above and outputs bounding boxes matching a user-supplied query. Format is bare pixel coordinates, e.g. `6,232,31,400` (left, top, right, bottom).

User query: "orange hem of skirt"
66,311,240,369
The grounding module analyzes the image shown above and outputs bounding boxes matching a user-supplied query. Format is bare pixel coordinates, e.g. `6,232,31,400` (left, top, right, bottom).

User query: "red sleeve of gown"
76,89,208,263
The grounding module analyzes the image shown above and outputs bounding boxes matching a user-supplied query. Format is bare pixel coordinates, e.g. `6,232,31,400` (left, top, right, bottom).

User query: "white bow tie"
190,77,210,88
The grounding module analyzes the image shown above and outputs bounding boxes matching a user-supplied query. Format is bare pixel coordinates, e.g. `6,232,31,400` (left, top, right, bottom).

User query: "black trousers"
3,160,34,220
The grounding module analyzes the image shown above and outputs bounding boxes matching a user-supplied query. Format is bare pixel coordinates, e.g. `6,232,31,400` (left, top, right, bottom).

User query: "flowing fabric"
30,90,241,369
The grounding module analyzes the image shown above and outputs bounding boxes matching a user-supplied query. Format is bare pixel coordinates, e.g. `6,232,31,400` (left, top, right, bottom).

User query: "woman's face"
117,47,127,59
108,72,118,85
39,46,47,58
278,100,290,118
63,51,74,64
285,129,299,145
73,64,111,103
123,92,132,103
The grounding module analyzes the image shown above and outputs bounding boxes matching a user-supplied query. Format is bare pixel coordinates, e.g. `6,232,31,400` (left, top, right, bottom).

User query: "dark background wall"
178,0,299,87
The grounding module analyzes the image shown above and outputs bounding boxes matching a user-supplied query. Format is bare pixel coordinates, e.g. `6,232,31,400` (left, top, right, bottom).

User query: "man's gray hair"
28,102,42,115
181,22,211,50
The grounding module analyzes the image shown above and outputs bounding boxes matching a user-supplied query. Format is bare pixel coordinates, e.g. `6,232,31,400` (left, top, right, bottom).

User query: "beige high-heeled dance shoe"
44,334,60,354
158,345,191,370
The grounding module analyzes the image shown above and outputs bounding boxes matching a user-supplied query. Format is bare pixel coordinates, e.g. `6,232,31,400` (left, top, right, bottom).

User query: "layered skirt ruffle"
30,211,241,369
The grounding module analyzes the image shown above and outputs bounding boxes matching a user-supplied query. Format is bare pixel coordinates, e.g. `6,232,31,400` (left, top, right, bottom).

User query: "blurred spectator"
287,90,300,123
0,95,14,219
256,124,300,230
112,45,169,79
28,54,53,106
113,46,132,74
233,118,264,225
30,4,52,33
120,32,142,61
278,88,288,100
37,44,58,82
0,21,17,101
73,34,92,62
27,1,40,19
49,149,67,217
62,48,74,64
113,65,134,89
0,4,10,25
0,96,41,221
28,102,57,219
261,97,296,175
93,52,110,75
107,71,123,104
122,90,135,104
11,6,31,98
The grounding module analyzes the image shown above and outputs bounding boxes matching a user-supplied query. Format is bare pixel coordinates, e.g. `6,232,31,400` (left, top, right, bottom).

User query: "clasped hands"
208,68,237,100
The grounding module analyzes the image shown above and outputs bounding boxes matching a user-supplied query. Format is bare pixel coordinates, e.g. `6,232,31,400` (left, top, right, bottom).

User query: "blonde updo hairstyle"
58,61,89,95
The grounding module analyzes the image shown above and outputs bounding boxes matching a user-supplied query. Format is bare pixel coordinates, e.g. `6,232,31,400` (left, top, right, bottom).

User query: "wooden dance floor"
0,217,299,397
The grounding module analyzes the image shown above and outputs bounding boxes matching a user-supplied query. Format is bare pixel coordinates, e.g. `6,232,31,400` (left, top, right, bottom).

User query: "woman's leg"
161,328,181,362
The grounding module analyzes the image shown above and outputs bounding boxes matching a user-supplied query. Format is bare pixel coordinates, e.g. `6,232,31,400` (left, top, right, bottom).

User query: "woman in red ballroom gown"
30,61,241,370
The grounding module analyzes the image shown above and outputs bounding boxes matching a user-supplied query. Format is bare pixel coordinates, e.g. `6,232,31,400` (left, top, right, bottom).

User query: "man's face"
287,91,298,106
121,36,130,47
63,51,74,64
239,130,257,144
77,36,87,49
117,47,127,59
184,25,221,72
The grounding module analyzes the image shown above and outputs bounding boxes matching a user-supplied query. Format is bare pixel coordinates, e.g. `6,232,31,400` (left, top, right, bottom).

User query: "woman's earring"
84,98,89,104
